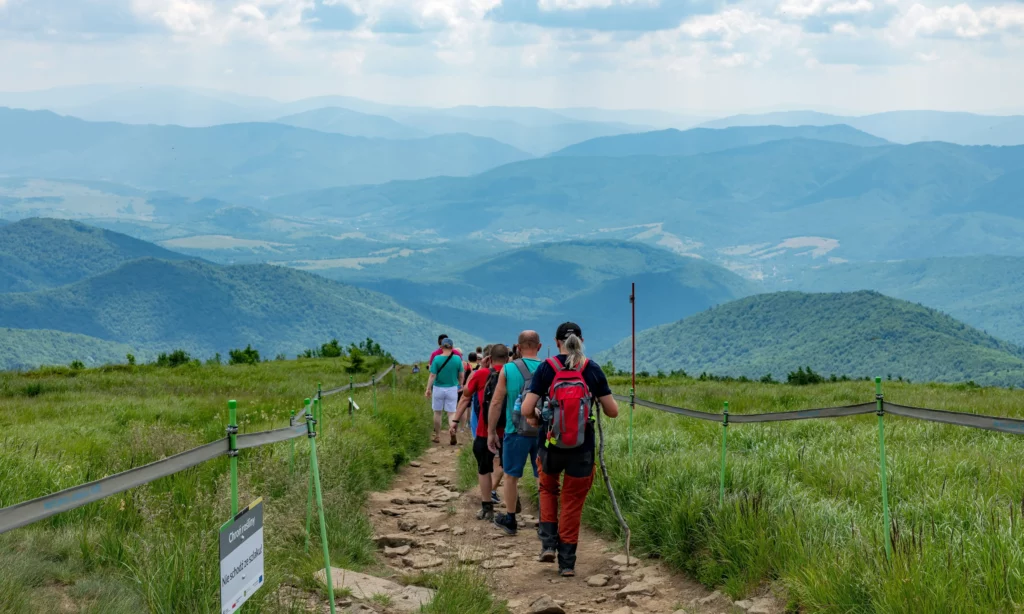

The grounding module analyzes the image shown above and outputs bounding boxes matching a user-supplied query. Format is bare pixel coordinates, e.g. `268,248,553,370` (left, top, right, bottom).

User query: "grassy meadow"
0,357,437,613
584,375,1024,613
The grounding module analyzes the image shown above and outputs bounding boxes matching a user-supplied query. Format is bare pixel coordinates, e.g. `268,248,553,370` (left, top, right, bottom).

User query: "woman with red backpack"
520,322,619,577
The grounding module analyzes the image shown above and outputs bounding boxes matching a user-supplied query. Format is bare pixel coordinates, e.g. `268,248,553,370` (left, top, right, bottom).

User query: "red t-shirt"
428,347,463,365
465,366,495,438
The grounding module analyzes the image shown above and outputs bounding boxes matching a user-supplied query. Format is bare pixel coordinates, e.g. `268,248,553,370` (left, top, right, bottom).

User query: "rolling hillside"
356,240,758,352
0,328,135,371
0,217,194,292
598,291,1024,386
274,107,426,139
0,108,531,202
0,258,482,364
550,125,887,157
785,256,1024,346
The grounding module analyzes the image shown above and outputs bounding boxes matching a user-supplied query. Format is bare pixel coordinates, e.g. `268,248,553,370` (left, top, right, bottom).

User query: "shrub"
228,345,260,366
69,360,85,371
346,348,365,373
787,366,825,386
155,349,192,368
126,353,136,366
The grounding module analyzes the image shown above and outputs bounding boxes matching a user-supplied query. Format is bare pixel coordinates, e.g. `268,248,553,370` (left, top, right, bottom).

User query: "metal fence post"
876,377,893,560
227,400,239,516
720,401,729,507
289,408,296,475
305,409,337,614
303,398,313,553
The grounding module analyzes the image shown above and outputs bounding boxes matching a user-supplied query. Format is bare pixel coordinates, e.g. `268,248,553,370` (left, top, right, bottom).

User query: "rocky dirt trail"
312,440,786,614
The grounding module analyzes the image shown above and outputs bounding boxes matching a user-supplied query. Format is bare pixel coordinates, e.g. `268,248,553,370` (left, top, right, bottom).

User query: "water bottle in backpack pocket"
510,359,540,437
544,357,592,450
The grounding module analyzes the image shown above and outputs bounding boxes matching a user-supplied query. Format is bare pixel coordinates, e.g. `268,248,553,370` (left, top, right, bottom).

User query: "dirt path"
334,439,785,614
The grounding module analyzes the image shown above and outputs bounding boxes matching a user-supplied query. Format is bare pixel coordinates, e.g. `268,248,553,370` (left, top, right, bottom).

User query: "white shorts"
431,385,459,413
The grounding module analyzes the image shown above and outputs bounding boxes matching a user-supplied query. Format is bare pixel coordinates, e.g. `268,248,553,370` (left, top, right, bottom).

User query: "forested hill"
0,258,482,364
0,217,194,292
598,291,1024,387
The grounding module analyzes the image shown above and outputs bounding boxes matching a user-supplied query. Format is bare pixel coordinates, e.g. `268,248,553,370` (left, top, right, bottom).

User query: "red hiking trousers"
538,465,595,545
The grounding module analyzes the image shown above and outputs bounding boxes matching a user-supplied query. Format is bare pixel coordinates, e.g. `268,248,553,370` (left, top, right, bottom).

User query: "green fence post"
876,377,893,561
304,398,313,553
392,363,397,394
227,400,239,516
315,399,324,437
349,375,353,393
719,401,729,507
305,409,337,614
372,375,378,417
628,387,635,458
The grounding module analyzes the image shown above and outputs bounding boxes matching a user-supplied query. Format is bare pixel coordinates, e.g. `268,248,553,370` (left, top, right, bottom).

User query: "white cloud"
537,0,658,11
778,0,876,19
132,0,215,34
897,2,1024,39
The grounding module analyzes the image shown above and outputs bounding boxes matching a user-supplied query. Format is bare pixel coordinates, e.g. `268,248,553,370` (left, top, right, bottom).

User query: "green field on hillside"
588,374,1024,612
0,358,453,614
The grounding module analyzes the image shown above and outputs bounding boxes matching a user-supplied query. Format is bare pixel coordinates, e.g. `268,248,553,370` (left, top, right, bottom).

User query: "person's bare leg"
492,461,504,493
504,476,519,512
433,411,442,442
478,473,493,503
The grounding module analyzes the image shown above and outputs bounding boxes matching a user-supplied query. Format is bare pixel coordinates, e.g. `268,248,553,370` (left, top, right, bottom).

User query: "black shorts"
473,436,495,475
538,446,594,479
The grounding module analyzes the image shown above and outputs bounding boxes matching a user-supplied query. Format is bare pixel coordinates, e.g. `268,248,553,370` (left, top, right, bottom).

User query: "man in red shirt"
428,333,463,365
450,344,508,520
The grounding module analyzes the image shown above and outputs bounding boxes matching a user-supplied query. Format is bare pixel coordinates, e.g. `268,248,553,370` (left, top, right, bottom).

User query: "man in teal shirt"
425,337,464,444
486,330,542,535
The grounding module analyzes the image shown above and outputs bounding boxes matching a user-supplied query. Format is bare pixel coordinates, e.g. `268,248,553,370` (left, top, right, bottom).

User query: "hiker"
519,322,618,577
412,364,420,374
425,337,464,444
464,351,481,436
428,333,463,365
488,330,543,537
450,344,507,519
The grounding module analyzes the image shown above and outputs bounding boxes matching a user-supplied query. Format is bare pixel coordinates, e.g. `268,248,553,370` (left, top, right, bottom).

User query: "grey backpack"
510,359,540,437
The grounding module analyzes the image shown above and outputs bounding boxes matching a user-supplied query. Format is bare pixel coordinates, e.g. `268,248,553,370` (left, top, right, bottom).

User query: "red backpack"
544,357,592,450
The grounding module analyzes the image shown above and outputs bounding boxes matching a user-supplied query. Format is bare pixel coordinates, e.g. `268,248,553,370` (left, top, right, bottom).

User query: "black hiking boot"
557,543,578,577
477,502,494,521
493,512,518,536
538,522,559,562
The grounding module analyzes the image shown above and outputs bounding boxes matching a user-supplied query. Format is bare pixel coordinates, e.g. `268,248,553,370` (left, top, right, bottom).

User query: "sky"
0,0,1022,114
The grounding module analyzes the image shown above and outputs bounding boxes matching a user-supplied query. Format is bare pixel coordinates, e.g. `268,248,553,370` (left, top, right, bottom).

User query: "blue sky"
0,0,1022,113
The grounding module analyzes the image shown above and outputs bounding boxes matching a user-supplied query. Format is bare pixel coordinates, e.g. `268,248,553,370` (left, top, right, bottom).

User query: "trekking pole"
596,402,631,562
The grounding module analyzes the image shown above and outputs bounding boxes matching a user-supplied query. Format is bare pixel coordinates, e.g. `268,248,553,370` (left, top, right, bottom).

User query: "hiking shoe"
558,567,575,578
491,491,501,504
450,431,458,445
432,435,440,444
477,506,495,521
492,513,518,536
538,548,557,563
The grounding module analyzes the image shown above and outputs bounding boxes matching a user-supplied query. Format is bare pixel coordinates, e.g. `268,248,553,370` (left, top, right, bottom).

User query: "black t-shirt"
528,355,612,456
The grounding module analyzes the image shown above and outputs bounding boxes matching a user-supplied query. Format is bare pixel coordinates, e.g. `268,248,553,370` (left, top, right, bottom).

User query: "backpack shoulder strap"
545,357,564,372
435,353,454,375
513,358,531,380
577,358,589,372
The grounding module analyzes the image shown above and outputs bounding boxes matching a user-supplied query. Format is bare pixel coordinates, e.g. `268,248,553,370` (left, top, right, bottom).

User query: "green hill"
598,291,1024,386
0,258,481,364
0,107,531,202
0,327,136,371
550,125,887,157
358,240,757,352
0,217,194,292
785,256,1024,347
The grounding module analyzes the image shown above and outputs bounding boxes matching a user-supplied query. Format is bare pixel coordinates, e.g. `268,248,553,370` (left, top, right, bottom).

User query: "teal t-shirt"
430,353,463,388
502,357,542,435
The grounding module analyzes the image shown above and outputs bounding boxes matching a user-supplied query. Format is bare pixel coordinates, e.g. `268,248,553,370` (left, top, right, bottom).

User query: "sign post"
220,498,265,614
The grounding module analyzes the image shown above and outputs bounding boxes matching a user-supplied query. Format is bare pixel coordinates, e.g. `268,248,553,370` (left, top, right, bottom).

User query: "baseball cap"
556,322,583,341
441,337,454,348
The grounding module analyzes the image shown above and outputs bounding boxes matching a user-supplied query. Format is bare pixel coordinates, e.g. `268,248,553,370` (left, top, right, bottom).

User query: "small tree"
126,353,136,366
70,360,85,370
320,338,343,358
206,352,222,366
603,361,617,376
229,345,261,366
156,349,192,368
346,347,365,374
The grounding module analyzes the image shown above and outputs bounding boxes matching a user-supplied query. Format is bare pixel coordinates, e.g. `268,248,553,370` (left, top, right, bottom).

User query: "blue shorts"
502,433,539,479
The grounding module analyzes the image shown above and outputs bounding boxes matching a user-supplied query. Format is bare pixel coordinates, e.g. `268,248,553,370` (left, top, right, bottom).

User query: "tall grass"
0,359,429,613
584,375,1024,612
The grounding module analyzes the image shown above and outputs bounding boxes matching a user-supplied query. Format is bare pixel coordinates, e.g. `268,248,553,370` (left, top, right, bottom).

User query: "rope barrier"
0,366,394,536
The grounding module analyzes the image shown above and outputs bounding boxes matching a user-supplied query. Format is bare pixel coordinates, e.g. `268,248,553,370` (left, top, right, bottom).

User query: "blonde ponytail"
564,333,586,370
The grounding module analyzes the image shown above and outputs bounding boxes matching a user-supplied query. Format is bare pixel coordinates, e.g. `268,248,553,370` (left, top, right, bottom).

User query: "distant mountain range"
550,125,887,157
702,110,1024,146
0,107,531,202
0,219,482,366
355,240,757,353
598,291,1024,387
0,328,135,372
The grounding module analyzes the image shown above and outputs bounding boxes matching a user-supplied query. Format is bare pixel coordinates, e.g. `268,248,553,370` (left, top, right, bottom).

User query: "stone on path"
374,534,418,548
452,527,466,536
409,461,421,467
482,558,515,570
401,555,444,569
408,497,429,505
586,574,610,587
424,472,438,478
380,508,403,517
610,554,640,566
748,598,774,614
314,568,434,613
434,524,450,533
697,590,724,606
617,582,656,599
390,497,408,505
383,545,411,558
528,595,565,614
397,520,417,532
610,608,632,614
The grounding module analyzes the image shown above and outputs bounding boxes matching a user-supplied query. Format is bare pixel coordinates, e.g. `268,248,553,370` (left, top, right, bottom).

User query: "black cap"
556,322,583,341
